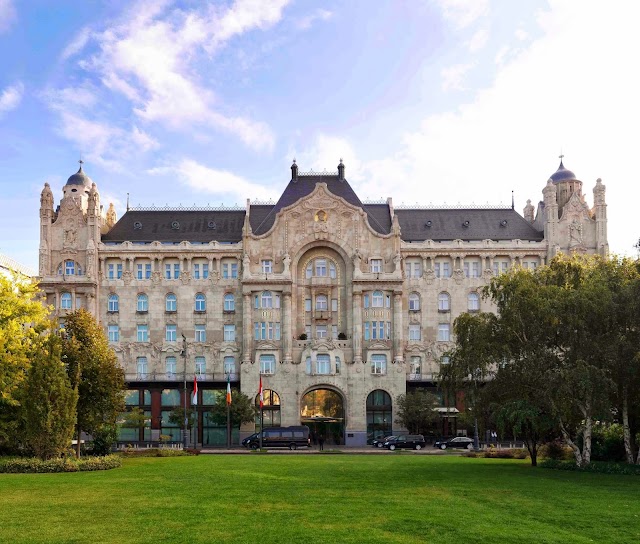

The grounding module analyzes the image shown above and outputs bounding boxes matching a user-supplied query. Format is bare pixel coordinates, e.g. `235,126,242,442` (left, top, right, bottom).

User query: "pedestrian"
318,434,325,451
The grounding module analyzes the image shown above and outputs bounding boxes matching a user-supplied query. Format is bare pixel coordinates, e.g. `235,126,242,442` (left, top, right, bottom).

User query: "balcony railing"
125,372,239,382
407,373,438,382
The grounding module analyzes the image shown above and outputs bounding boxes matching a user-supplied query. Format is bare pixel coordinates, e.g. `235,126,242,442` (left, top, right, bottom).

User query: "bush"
540,441,572,460
483,448,528,459
89,424,119,456
0,455,121,473
539,459,640,475
591,424,626,462
298,333,307,340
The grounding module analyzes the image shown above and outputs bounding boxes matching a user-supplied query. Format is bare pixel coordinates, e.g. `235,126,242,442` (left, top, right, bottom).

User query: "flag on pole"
258,375,264,409
226,374,232,405
192,375,198,405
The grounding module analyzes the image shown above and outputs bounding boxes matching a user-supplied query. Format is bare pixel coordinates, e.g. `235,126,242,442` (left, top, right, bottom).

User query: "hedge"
540,459,640,475
0,455,122,473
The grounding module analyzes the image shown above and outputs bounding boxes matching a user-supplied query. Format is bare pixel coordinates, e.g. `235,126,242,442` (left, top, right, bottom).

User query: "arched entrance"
300,388,345,445
366,390,392,442
255,389,281,432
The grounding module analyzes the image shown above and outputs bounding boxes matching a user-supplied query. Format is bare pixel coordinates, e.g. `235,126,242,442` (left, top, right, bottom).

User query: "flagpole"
258,375,264,450
226,373,231,448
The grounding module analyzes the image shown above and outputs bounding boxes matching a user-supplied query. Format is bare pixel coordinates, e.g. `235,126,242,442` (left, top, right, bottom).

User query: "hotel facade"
37,159,608,446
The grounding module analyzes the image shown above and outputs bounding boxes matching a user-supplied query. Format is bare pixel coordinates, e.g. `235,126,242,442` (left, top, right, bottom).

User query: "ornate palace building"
37,158,608,446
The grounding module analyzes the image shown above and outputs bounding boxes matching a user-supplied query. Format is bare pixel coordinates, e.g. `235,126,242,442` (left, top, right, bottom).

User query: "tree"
168,407,195,429
0,274,50,449
208,389,256,428
62,309,125,457
22,333,78,459
395,390,440,435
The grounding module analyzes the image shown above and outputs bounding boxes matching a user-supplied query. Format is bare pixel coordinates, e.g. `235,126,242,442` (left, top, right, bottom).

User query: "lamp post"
181,334,188,448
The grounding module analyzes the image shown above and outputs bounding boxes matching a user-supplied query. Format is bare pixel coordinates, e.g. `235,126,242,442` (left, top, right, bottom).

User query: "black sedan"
372,435,395,448
434,436,474,450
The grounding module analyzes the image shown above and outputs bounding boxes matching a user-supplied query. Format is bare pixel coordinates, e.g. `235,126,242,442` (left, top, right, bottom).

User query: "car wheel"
377,442,384,448
467,443,474,450
250,443,258,450
389,444,396,451
289,443,297,450
440,444,447,450
414,444,422,451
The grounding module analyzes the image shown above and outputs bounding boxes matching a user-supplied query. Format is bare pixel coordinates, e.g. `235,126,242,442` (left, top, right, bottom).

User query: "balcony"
407,372,438,382
124,372,240,382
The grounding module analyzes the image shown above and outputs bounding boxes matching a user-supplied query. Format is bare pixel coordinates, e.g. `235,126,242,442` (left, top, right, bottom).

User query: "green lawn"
1,455,638,544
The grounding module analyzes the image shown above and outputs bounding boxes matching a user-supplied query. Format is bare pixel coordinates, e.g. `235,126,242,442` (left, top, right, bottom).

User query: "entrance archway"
300,388,345,445
366,390,392,442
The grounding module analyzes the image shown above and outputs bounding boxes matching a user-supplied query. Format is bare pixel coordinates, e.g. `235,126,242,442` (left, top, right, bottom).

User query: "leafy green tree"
395,390,440,435
0,274,50,449
62,309,125,457
208,390,256,427
168,407,195,429
22,333,78,459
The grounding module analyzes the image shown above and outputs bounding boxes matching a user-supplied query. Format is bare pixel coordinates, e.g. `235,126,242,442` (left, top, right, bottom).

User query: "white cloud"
290,135,362,179
0,0,16,34
149,158,275,203
60,27,92,61
441,63,474,91
0,81,23,115
295,8,332,30
435,0,489,29
466,27,489,52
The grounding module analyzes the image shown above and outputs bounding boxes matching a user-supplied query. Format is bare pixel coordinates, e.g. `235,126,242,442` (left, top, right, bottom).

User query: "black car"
384,434,426,450
372,435,395,448
434,436,474,450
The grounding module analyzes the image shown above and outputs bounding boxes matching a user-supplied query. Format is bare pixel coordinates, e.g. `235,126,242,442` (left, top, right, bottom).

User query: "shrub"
481,448,528,459
540,441,572,460
337,332,347,340
540,459,640,476
591,423,626,462
89,424,119,456
298,333,307,340
0,455,121,473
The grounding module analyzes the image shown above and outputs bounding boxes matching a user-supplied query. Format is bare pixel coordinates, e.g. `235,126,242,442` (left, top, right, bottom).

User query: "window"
224,293,235,311
435,260,451,278
316,354,330,375
137,324,149,342
332,325,338,339
305,262,313,279
137,293,148,312
364,294,370,308
315,259,327,277
193,261,209,279
108,294,119,312
60,292,72,310
522,260,538,270
438,292,450,311
65,260,75,275
136,357,148,379
370,259,382,273
108,324,119,342
195,293,206,312
165,357,177,378
305,298,311,312
254,322,281,341
305,325,311,338
137,262,151,279
440,356,450,365
165,262,180,279
329,262,336,278
468,293,480,311
260,354,275,375
493,260,510,275
261,291,273,308
371,354,387,375
261,260,273,274
222,259,238,279
165,324,177,342
372,291,383,308
409,324,421,341
195,325,206,342
224,324,235,342
316,295,328,311
438,323,450,342
406,259,422,278
410,356,421,376
107,262,122,280
195,356,206,378
224,356,236,376
335,356,341,374
364,322,370,341
331,299,338,312
316,325,327,339
165,293,177,312
409,293,420,311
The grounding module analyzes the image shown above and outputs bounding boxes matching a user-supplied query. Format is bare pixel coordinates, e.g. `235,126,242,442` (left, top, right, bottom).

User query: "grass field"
1,454,638,544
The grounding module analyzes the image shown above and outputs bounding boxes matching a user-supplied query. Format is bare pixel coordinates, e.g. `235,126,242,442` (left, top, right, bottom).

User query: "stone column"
282,292,292,363
352,292,362,364
242,292,252,364
393,292,404,363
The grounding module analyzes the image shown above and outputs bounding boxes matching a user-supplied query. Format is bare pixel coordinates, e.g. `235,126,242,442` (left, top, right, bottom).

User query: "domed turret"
65,161,93,187
549,158,577,183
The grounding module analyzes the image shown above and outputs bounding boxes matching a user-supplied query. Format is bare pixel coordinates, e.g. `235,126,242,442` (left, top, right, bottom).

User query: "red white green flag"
259,375,263,409
192,375,198,405
226,374,232,405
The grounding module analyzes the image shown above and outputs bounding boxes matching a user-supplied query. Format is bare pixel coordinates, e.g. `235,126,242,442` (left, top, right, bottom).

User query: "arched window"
165,293,177,312
224,293,235,311
316,295,328,311
329,262,336,278
372,291,384,308
261,291,272,308
306,262,313,279
136,356,148,379
195,293,206,312
468,292,479,311
366,390,392,441
60,292,72,310
108,294,119,312
408,292,420,311
438,292,450,311
137,293,148,312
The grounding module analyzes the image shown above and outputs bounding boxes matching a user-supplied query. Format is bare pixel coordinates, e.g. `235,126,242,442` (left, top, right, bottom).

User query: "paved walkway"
199,446,458,455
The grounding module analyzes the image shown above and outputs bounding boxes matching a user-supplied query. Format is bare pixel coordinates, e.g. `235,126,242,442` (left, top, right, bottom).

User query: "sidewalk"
199,446,457,455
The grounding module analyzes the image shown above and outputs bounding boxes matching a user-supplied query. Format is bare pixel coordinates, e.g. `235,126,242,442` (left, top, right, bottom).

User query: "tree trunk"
558,417,582,466
530,444,538,467
76,423,81,459
582,416,592,467
622,387,635,464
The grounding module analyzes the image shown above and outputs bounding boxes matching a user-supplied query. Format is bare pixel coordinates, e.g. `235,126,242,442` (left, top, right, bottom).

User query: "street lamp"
181,334,188,448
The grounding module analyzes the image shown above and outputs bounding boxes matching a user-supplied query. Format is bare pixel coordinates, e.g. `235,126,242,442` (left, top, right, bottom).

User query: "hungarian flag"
258,375,264,409
192,375,198,405
226,374,232,405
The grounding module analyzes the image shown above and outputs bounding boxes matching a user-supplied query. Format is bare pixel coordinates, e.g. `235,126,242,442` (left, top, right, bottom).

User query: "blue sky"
1,0,639,272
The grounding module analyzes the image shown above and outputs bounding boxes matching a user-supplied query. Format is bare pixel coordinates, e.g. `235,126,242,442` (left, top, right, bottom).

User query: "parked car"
372,435,395,448
434,436,474,450
241,426,311,450
384,434,426,450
